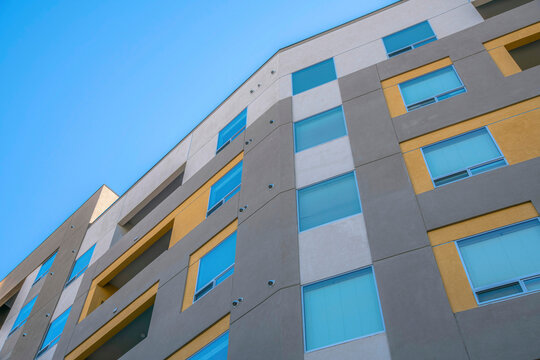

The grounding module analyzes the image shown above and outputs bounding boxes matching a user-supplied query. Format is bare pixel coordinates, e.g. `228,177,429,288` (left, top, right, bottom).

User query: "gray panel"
456,291,540,360
228,286,304,360
374,247,469,360
338,65,381,103
239,123,295,224
342,89,400,167
232,190,300,322
356,154,429,261
418,157,540,230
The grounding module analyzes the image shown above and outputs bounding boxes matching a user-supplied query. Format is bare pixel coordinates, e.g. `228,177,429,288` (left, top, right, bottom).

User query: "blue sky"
0,0,397,280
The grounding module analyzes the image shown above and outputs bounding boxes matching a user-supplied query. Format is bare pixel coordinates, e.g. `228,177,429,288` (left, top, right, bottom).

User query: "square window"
297,172,362,232
457,218,540,304
34,252,57,285
36,307,71,358
187,331,229,360
422,127,506,187
216,109,247,154
383,21,437,57
66,245,95,286
303,267,384,352
508,39,540,71
294,106,347,152
10,296,37,334
292,58,337,95
207,162,242,216
399,66,466,111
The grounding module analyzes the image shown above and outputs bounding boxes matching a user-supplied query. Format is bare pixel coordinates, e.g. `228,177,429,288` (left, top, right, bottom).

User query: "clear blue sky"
0,0,397,280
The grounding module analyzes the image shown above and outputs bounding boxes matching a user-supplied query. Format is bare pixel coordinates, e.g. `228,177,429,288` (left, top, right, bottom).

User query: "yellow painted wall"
381,58,452,117
167,315,230,360
182,221,238,311
400,97,540,194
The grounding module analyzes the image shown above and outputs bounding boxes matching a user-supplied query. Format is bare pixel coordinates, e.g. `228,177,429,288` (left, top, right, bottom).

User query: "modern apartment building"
1,0,539,359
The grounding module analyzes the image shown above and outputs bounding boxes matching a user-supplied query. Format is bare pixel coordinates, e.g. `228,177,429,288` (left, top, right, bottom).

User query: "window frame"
455,217,540,305
296,171,363,233
186,330,229,360
292,58,337,95
33,251,58,285
383,21,437,58
9,296,38,335
65,245,96,288
420,127,507,188
216,109,247,154
206,161,243,217
36,307,72,358
301,266,385,353
398,65,466,112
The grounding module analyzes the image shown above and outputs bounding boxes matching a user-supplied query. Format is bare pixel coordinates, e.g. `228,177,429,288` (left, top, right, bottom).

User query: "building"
0,0,539,359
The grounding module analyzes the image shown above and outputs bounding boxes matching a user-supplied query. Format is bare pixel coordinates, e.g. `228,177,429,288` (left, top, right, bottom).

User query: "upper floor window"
457,218,540,304
297,172,362,232
303,267,384,352
399,66,466,111
292,58,337,95
217,109,247,154
194,232,236,301
422,127,506,187
207,162,242,216
36,307,71,358
294,106,347,153
187,331,229,360
383,21,437,57
66,245,95,286
10,296,37,334
33,252,57,285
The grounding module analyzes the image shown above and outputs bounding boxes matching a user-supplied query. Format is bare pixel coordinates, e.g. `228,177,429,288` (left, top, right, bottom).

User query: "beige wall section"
167,315,230,359
402,150,434,194
89,186,119,224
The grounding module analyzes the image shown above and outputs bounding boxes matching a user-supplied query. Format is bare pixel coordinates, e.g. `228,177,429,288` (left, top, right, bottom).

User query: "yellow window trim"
167,314,230,360
182,221,238,312
66,282,159,360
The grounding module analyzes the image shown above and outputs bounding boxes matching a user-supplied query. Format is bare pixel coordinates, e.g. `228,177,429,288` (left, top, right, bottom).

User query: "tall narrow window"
457,218,540,303
207,162,242,216
303,267,384,351
66,245,96,286
297,172,362,232
294,106,347,152
292,58,337,95
217,109,247,154
10,296,37,334
399,66,466,111
422,127,506,187
187,331,229,360
34,252,57,284
383,21,437,57
195,232,236,301
36,307,71,357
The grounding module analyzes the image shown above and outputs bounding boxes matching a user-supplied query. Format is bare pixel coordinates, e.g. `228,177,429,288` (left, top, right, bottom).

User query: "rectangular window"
399,66,466,111
303,267,384,352
195,232,236,302
422,127,506,187
297,172,362,232
508,39,540,71
475,0,535,20
36,307,71,358
207,162,242,216
292,58,337,95
383,21,437,57
457,218,540,304
66,245,96,286
216,109,247,154
10,296,37,334
34,252,57,284
294,106,347,152
187,331,229,360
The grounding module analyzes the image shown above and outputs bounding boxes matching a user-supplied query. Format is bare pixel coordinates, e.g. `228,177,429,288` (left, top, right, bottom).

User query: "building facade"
1,0,539,359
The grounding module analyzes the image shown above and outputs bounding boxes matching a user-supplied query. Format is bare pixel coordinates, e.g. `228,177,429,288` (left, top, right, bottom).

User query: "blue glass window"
422,127,506,187
216,109,247,154
292,59,337,95
383,21,437,57
207,162,242,216
457,218,540,303
297,172,362,232
10,296,37,334
399,66,466,111
34,252,57,284
194,232,236,301
294,107,347,152
66,245,95,286
303,267,384,352
188,331,229,360
36,307,71,357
